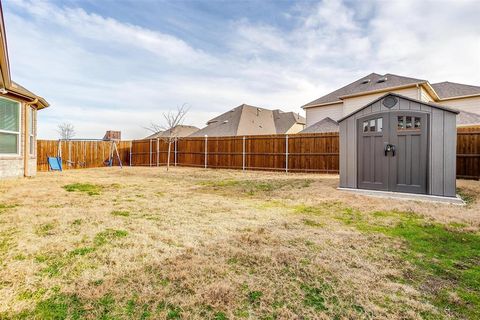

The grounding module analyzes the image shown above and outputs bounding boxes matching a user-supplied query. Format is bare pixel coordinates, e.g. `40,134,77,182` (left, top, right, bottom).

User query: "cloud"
3,0,479,139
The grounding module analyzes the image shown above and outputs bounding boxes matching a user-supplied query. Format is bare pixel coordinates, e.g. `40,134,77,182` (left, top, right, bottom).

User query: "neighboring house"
273,109,306,134
189,104,305,137
103,130,121,141
299,117,339,133
144,125,199,139
0,3,49,178
302,73,480,128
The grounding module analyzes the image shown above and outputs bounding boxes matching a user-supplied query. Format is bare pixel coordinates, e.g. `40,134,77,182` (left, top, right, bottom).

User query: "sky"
3,0,480,139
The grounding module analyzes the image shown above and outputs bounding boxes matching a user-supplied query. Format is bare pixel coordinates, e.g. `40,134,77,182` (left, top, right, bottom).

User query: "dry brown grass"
0,167,479,319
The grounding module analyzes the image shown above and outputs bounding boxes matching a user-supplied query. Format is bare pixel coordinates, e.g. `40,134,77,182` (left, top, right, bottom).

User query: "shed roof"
300,117,339,133
338,93,459,123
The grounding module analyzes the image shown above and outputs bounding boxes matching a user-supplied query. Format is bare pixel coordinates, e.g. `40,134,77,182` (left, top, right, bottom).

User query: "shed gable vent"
377,77,388,83
382,96,398,108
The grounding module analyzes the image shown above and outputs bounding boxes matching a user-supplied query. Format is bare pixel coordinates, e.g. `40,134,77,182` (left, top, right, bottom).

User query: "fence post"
149,139,152,167
242,136,246,171
174,139,178,166
129,141,132,166
157,138,160,167
204,135,208,169
285,134,289,173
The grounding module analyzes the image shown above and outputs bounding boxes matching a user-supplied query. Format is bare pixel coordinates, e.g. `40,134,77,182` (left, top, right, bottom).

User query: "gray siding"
339,94,457,197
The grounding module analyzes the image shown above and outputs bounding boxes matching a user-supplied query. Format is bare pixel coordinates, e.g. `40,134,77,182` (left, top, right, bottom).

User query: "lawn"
0,167,479,319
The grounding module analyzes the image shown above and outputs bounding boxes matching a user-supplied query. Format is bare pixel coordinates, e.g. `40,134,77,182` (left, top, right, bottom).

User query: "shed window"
377,118,383,132
398,115,421,131
414,117,421,129
363,121,368,132
0,98,20,154
369,119,376,132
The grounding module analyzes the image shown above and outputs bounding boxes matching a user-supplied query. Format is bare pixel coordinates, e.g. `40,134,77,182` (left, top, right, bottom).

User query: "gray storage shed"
338,93,459,197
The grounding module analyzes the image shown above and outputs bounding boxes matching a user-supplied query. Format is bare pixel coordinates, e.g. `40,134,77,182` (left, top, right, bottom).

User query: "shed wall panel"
443,113,457,196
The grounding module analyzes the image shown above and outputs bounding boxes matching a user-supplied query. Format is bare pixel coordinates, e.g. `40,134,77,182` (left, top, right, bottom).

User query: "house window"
29,107,35,155
0,97,20,154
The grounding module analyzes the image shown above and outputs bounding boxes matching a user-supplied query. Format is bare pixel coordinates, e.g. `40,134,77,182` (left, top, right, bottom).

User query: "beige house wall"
305,102,343,126
437,96,480,114
285,123,306,134
342,87,420,115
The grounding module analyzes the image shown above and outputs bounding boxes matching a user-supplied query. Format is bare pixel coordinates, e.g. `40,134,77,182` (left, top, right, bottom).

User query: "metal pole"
174,139,178,166
149,139,152,167
285,134,289,173
204,135,208,169
242,136,246,171
129,141,132,166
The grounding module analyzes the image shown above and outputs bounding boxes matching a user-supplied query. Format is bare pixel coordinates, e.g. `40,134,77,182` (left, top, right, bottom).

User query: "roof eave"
302,100,342,109
437,93,480,101
7,87,50,109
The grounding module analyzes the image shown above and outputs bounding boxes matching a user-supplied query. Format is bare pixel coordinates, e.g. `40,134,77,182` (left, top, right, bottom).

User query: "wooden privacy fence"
131,133,340,173
37,127,480,179
37,140,132,172
456,126,480,180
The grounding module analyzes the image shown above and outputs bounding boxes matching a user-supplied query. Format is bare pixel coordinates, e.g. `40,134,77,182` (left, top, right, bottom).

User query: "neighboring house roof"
430,81,480,100
145,125,199,139
300,117,339,133
303,73,480,109
189,104,304,137
273,109,306,134
303,73,426,108
338,93,459,123
457,110,480,126
0,3,49,109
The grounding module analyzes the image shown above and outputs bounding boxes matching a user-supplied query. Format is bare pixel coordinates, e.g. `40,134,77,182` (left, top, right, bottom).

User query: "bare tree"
146,104,189,171
57,122,76,140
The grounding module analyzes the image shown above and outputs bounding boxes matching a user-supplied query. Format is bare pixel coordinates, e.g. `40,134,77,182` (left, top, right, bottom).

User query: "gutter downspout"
23,97,38,177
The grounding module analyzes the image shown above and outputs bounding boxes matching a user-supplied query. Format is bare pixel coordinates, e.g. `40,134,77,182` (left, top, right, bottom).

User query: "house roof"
338,93,459,123
457,110,480,126
144,125,199,139
430,81,480,100
303,73,426,108
0,2,49,109
189,104,304,137
273,110,306,134
300,117,339,133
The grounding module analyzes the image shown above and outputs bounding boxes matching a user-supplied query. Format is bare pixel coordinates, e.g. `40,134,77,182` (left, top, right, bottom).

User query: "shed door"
357,114,389,190
357,112,428,194
388,113,428,194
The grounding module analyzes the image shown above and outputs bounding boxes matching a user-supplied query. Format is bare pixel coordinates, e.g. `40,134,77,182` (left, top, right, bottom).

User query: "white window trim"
0,96,21,156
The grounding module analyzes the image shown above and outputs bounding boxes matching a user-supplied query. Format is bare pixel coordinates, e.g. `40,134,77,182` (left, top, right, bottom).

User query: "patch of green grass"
0,203,17,213
247,290,263,305
166,304,182,319
111,210,130,217
63,183,102,196
302,219,324,227
71,219,82,226
17,288,47,301
338,209,480,319
457,187,476,205
94,229,128,246
0,229,16,256
214,311,228,320
26,292,85,320
35,223,56,236
69,247,95,257
200,178,313,195
301,284,330,311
